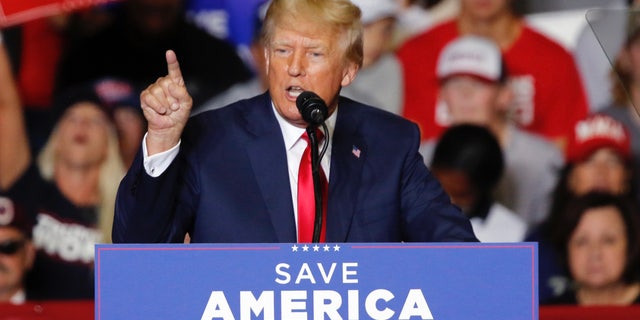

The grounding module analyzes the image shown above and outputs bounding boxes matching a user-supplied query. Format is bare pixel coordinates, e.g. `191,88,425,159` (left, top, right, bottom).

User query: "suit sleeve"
113,148,196,243
400,124,478,242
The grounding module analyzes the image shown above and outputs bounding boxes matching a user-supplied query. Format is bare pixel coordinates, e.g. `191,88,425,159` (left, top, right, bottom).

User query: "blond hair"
262,0,364,68
37,118,125,244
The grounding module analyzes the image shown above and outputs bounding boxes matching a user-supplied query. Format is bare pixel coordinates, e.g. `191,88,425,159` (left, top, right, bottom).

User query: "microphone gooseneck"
296,91,330,243
306,124,329,243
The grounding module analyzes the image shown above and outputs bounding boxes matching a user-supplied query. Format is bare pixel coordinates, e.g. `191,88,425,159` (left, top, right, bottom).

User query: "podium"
95,242,537,319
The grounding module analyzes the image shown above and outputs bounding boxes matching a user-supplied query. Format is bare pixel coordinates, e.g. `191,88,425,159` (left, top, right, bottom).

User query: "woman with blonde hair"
0,42,125,299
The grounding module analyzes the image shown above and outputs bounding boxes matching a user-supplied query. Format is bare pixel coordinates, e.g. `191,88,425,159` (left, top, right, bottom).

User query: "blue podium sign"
96,243,537,320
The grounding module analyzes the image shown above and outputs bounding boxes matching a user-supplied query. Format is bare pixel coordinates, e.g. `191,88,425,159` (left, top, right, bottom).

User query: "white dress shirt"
142,101,337,233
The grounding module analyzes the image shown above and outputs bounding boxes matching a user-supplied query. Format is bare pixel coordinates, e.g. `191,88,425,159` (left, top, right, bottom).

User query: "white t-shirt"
470,203,527,243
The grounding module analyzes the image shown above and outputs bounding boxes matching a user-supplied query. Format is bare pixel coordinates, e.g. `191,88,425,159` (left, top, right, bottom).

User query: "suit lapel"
239,94,368,243
244,93,297,242
326,99,366,242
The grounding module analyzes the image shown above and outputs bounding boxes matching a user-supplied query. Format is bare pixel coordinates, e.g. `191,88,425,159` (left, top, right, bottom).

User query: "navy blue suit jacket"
113,92,477,243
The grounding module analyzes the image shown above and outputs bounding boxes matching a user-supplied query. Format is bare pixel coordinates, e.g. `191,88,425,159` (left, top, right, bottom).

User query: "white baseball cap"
436,35,503,83
351,0,399,25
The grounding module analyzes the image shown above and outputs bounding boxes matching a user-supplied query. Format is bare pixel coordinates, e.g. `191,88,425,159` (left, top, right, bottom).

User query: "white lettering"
275,263,291,284
509,75,535,126
32,213,101,264
281,290,307,320
318,263,337,284
398,289,433,320
201,291,235,320
201,289,434,320
295,263,316,284
365,289,395,320
348,290,359,320
314,290,343,320
275,262,359,285
240,291,274,320
342,263,358,284
575,115,626,143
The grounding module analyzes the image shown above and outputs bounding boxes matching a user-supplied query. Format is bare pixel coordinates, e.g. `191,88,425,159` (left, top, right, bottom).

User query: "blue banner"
96,242,538,319
186,0,268,47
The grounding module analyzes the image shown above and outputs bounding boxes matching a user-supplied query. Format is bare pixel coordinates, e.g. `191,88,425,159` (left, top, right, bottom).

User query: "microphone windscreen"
296,91,328,125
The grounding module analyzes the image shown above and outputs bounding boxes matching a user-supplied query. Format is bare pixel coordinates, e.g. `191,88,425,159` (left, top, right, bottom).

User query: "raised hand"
140,50,193,155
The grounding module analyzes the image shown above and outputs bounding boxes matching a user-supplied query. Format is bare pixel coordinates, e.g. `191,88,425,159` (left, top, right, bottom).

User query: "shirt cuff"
142,133,181,177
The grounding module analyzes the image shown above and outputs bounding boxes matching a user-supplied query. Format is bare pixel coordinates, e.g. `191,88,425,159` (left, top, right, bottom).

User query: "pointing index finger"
166,49,184,87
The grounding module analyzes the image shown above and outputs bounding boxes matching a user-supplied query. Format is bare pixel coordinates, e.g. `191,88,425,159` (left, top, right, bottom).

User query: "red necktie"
297,131,328,243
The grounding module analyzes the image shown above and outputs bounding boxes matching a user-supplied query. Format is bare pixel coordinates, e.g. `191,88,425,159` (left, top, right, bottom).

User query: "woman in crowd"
529,113,638,302
546,192,640,305
0,42,125,299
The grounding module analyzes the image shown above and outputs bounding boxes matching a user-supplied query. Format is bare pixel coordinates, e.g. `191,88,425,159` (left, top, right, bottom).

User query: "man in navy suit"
113,0,477,244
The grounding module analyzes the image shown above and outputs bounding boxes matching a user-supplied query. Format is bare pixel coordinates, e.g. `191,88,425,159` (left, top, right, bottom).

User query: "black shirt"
4,165,99,300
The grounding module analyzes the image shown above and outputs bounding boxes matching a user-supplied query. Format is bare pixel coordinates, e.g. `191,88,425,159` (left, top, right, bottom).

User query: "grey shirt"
341,54,403,115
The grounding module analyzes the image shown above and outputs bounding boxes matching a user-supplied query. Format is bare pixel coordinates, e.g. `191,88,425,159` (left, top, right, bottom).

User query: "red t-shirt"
397,20,588,143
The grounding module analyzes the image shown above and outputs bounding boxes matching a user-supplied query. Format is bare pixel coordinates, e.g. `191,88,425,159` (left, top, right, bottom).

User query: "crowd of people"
1,0,640,308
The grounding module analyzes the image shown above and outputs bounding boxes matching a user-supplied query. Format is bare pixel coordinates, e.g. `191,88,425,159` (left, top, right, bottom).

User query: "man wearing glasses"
0,196,35,304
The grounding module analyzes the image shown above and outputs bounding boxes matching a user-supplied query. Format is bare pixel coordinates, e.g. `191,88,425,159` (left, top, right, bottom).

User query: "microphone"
296,91,329,243
296,91,328,125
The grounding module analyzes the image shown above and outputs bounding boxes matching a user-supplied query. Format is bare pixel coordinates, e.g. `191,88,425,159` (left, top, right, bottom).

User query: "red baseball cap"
566,114,631,163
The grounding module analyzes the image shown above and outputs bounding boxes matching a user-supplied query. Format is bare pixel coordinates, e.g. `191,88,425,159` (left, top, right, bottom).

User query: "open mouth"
73,134,89,144
286,86,305,98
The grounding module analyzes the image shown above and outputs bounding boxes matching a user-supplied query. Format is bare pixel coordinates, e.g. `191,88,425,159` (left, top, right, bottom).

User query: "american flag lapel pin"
352,145,361,158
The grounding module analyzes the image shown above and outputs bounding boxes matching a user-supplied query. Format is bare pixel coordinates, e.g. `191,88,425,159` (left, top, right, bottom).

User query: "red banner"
0,300,93,319
0,0,121,27
540,305,640,319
